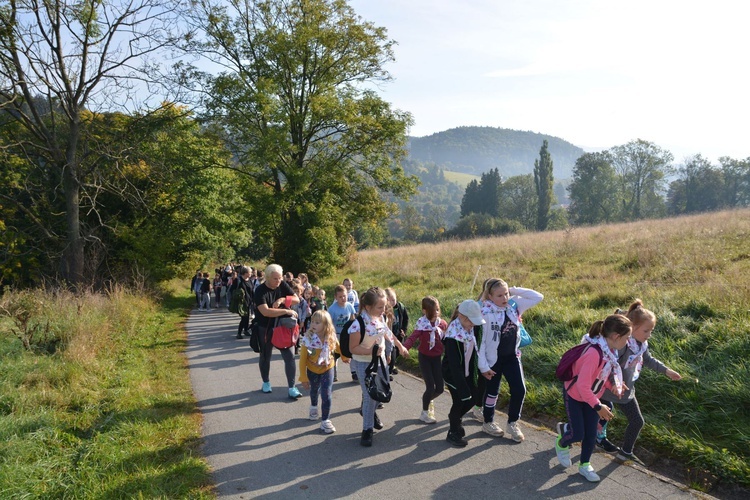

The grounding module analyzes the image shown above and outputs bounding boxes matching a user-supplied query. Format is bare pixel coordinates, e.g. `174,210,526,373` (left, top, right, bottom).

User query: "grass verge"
0,286,212,499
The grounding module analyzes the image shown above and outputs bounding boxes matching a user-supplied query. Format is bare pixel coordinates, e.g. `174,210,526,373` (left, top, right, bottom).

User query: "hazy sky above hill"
349,0,748,162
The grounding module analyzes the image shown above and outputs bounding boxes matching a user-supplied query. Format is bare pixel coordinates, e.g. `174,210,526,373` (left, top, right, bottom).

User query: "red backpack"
555,343,603,381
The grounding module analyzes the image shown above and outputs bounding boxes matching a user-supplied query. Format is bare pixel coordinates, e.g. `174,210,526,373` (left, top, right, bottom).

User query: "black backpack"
339,316,366,358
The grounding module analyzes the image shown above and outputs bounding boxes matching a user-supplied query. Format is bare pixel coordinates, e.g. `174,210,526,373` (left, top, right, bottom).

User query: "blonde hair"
479,278,508,302
624,299,656,328
311,310,337,347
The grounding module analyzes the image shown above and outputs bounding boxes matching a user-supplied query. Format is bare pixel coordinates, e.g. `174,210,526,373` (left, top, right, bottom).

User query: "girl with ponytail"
596,300,682,464
554,314,632,482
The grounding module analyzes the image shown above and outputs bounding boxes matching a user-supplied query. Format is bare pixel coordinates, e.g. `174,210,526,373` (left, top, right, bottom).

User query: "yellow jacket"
299,340,347,382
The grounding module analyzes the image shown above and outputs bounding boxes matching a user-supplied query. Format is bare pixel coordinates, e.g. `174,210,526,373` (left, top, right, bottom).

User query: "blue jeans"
560,387,599,464
308,368,334,420
351,358,385,431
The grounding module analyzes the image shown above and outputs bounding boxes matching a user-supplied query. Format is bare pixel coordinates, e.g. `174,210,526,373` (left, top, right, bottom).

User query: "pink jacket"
564,346,613,408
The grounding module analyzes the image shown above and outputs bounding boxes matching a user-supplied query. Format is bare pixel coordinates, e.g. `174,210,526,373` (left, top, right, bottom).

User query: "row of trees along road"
0,0,417,288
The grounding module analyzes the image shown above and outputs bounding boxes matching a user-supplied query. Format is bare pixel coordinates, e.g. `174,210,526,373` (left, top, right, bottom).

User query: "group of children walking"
237,271,682,484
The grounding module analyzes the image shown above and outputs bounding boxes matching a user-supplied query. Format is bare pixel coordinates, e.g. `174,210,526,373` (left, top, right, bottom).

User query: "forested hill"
407,126,586,179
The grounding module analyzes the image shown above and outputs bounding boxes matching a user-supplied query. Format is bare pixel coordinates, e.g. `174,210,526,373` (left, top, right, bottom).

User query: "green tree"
498,174,537,230
533,139,554,230
478,168,501,217
0,0,176,287
184,0,417,278
610,139,672,220
460,179,481,216
718,156,750,207
667,155,725,215
567,152,620,225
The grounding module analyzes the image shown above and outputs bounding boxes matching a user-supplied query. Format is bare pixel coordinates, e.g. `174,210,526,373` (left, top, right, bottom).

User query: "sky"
348,0,750,163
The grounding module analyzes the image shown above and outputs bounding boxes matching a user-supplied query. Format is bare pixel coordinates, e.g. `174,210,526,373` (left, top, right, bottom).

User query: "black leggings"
600,396,645,454
238,314,250,335
258,326,296,388
418,353,444,410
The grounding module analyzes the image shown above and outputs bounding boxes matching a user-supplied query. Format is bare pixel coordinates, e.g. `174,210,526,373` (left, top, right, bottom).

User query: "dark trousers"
418,353,444,410
258,326,296,388
447,377,479,432
238,314,250,335
599,396,645,454
482,354,526,423
560,387,599,464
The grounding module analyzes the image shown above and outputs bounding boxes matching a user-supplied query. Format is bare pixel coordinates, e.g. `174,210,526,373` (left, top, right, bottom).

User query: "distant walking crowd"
191,264,682,484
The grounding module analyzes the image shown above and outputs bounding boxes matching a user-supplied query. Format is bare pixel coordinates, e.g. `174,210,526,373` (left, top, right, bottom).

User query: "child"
327,285,356,382
477,279,543,442
596,300,682,464
443,300,486,447
199,272,211,311
346,287,409,447
301,287,315,333
299,310,342,434
402,296,448,424
555,314,632,482
343,278,359,313
384,288,409,375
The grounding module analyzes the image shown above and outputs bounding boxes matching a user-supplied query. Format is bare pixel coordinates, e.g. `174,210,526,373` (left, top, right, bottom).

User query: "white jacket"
477,287,543,373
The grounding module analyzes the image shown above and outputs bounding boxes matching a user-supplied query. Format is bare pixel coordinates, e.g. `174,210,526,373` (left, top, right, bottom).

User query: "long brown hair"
588,314,632,339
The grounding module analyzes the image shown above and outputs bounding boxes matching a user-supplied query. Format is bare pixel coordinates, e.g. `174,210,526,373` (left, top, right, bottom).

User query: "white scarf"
415,315,444,350
581,334,624,394
444,319,476,377
624,337,648,381
302,332,332,366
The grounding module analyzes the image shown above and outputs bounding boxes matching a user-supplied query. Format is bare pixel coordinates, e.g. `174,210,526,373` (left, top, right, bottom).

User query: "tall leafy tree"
718,156,750,208
183,0,417,278
498,174,537,230
667,155,724,215
567,152,620,225
610,139,672,220
0,0,176,287
533,139,554,230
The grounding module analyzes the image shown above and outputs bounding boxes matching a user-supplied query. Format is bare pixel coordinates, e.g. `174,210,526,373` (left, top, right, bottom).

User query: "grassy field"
444,169,480,186
323,209,750,491
0,286,212,498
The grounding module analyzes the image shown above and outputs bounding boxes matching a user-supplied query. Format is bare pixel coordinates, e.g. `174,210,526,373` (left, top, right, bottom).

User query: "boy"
343,278,359,313
327,284,356,381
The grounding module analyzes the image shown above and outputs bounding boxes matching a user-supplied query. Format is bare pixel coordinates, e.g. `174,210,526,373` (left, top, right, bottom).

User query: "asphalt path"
187,307,710,499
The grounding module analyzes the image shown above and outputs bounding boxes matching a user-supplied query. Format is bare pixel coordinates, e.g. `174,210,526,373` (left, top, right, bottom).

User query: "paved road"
186,308,709,499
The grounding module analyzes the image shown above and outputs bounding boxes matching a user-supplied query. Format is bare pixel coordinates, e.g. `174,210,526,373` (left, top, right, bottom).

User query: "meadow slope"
323,209,750,490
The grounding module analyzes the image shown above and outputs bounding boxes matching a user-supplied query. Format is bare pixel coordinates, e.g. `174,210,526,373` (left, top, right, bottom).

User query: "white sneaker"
419,410,437,424
555,435,571,467
506,421,525,442
428,400,435,419
472,406,484,422
482,421,504,437
308,405,319,420
320,419,336,434
578,463,601,482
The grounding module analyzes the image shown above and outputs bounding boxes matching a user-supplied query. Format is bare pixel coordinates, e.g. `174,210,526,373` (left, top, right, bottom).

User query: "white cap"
458,300,485,326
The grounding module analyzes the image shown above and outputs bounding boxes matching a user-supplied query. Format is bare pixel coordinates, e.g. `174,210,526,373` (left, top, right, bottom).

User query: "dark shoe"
351,372,358,382
376,402,384,409
374,412,384,430
236,333,243,339
389,375,393,381
391,367,399,374
457,425,466,438
360,428,373,447
446,430,468,447
596,437,620,453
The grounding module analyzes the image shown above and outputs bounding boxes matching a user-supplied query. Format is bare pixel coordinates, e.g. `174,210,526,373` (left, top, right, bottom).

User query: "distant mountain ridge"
407,126,585,179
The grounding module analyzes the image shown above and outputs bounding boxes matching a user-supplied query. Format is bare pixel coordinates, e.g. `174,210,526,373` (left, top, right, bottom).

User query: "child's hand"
597,405,614,421
482,369,495,380
613,383,629,397
302,382,310,391
342,357,351,364
399,346,409,357
666,368,682,381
